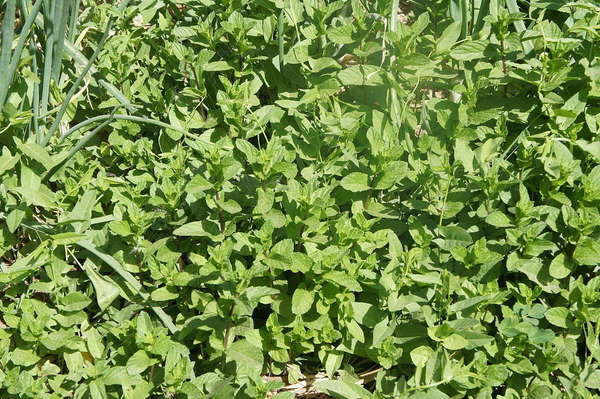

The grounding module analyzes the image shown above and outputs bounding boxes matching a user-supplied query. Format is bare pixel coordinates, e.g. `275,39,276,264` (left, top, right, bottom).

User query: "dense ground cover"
1,0,600,397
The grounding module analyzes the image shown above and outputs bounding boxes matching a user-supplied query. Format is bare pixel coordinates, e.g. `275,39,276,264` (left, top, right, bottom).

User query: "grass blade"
40,0,57,118
44,108,118,181
506,0,533,54
58,113,187,142
460,0,469,39
31,39,41,139
41,0,131,146
473,0,490,33
51,0,71,81
77,240,178,334
0,0,43,108
390,0,399,33
0,0,16,106
67,0,80,43
277,8,285,72
0,0,16,87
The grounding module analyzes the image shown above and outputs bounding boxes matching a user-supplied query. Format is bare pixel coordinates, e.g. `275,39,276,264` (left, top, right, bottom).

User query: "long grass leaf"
0,0,16,84
51,0,71,81
77,240,178,334
58,113,187,142
506,0,533,54
31,39,40,139
390,0,399,33
40,0,57,118
67,0,80,43
41,0,131,146
277,9,285,72
44,108,118,181
0,0,43,108
448,0,461,23
473,0,490,32
460,0,469,38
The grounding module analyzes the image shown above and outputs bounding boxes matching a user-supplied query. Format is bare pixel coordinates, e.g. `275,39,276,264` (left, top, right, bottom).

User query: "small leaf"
51,232,86,245
322,271,362,291
315,379,371,399
82,260,120,311
573,237,600,266
485,211,513,227
340,172,370,192
437,22,461,53
227,339,263,376
127,350,157,375
442,333,469,350
545,307,569,328
59,292,92,312
410,346,433,368
549,253,574,279
151,286,179,301
173,221,222,238
11,348,40,367
450,40,489,61
291,287,313,315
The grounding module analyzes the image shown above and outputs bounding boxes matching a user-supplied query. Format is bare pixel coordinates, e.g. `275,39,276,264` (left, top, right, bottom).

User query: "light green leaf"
450,40,489,61
549,253,574,279
151,286,179,301
227,339,263,376
442,333,469,350
322,271,362,291
291,287,313,315
340,172,370,192
545,307,569,328
337,65,384,86
485,211,513,228
410,346,433,368
11,348,40,367
59,292,92,312
127,350,157,375
573,237,600,266
82,259,121,311
315,379,371,399
437,22,461,53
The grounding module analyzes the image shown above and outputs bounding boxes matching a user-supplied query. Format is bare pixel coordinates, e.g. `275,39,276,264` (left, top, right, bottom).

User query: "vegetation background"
1,0,600,398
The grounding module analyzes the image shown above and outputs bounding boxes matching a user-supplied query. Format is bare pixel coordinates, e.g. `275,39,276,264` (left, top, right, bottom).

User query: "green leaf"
127,350,157,375
82,259,120,311
203,61,233,71
340,172,370,192
545,307,569,328
442,333,469,350
173,221,222,238
485,211,513,227
450,40,489,61
227,339,263,376
51,232,86,245
314,379,371,399
435,226,472,250
10,348,40,367
59,292,92,312
437,22,462,53
549,253,574,279
410,346,433,368
322,271,362,291
351,302,385,327
291,287,313,315
454,139,474,173
151,286,179,301
573,237,600,266
337,65,384,86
